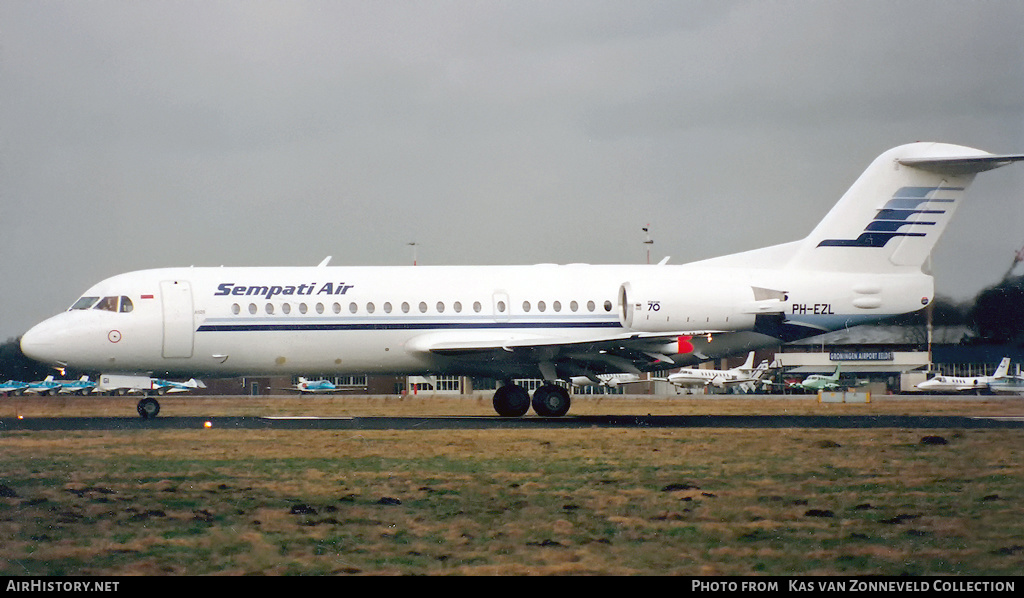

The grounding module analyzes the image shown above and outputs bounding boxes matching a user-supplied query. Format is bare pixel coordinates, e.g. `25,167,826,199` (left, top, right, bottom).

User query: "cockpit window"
70,297,100,310
94,297,120,312
92,296,134,313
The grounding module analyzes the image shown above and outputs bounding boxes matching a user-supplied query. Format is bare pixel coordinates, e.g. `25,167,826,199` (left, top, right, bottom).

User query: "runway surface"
3,413,1024,431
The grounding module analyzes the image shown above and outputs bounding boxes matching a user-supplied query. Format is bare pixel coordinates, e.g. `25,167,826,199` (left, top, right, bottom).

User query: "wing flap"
406,329,687,354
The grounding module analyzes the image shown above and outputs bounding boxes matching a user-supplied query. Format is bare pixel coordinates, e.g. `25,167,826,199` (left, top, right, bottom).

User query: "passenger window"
333,303,341,314
282,303,292,315
367,302,375,314
266,303,275,315
119,297,134,313
349,302,358,314
384,302,393,314
249,304,258,315
473,301,482,313
604,300,613,312
553,301,561,312
436,301,444,313
232,303,241,315
316,303,324,314
570,301,579,312
70,297,100,310
523,301,531,312
402,302,410,314
454,301,462,313
419,302,427,313
496,300,506,313
538,301,546,313
299,303,308,314
587,301,596,312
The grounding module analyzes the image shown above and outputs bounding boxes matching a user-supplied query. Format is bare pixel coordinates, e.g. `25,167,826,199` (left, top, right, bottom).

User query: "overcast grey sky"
2,0,1023,340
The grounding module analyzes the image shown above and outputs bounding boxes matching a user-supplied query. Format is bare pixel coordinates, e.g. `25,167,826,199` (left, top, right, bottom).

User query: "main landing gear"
492,383,571,417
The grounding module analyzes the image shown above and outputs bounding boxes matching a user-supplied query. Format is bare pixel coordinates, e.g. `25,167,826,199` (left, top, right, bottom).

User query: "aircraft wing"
407,329,704,378
716,377,759,386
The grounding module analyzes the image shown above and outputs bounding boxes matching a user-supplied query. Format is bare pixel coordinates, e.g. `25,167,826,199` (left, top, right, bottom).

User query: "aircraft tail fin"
785,143,1024,274
738,351,755,371
993,357,1011,378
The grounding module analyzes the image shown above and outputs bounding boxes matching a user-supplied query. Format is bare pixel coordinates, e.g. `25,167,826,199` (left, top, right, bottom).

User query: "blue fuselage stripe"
196,321,623,332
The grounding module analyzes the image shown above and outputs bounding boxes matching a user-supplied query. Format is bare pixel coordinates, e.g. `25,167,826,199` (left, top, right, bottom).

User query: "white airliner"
659,352,771,393
915,357,1012,393
19,143,1024,418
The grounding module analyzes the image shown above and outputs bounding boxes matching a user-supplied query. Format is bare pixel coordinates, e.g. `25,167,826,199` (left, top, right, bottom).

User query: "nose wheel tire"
137,397,161,419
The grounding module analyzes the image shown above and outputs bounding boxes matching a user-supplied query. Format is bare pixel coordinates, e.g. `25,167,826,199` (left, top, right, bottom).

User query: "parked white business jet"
916,357,1012,393
20,143,1024,418
659,352,771,393
568,373,643,389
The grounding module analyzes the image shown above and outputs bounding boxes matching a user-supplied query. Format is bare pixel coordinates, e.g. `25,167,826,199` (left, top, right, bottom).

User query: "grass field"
2,394,1023,575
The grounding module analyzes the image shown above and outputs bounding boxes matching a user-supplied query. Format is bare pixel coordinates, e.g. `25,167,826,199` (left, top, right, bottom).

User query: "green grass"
2,396,1023,575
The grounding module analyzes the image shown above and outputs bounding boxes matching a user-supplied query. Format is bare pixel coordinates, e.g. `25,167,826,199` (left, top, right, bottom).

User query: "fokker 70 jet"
20,143,1024,418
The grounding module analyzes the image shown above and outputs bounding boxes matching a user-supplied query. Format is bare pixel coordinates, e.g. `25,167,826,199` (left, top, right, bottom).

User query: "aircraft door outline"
160,280,195,358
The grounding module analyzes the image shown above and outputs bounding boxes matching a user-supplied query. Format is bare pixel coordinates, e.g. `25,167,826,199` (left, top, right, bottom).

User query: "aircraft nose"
21,318,62,363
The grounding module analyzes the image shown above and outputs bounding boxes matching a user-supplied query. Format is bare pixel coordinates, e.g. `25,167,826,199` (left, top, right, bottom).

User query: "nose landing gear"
137,396,161,419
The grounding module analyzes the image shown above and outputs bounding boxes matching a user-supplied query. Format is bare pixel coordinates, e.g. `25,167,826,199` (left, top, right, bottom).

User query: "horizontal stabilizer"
898,153,1024,175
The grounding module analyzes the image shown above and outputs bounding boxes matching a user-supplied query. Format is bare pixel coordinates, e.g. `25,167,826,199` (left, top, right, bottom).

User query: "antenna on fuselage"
642,225,653,264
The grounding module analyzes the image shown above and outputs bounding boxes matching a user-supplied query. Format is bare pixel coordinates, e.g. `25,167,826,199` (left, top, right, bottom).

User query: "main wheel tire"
137,397,161,419
532,384,571,417
493,384,530,417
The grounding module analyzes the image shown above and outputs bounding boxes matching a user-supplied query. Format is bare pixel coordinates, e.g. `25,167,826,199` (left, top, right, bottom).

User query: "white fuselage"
20,261,931,381
916,375,991,393
668,368,750,388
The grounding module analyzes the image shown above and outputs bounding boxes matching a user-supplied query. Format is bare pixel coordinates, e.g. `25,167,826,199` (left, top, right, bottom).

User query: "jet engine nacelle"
618,279,780,333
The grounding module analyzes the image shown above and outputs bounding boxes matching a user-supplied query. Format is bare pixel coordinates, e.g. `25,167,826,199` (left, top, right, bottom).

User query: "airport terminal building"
197,324,1022,396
